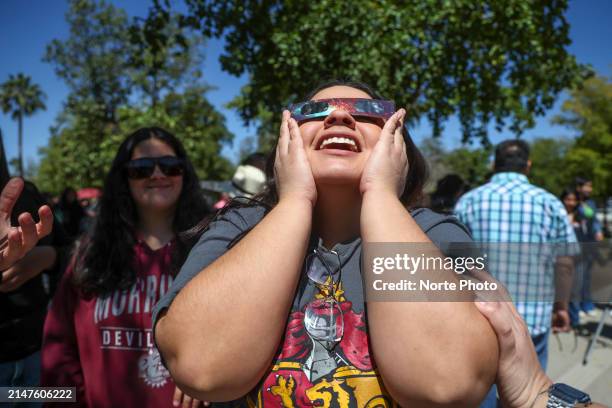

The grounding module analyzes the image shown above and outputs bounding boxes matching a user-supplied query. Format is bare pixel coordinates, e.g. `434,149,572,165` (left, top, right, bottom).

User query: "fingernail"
21,216,33,225
173,401,179,407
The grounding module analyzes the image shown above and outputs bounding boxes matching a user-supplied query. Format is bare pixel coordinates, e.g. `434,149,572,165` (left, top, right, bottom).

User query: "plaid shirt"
454,172,577,336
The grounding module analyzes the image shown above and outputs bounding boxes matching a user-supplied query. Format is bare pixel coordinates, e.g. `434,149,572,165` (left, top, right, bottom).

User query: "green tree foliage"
183,0,590,148
38,89,234,193
44,0,131,124
444,147,492,188
528,137,572,196
422,135,593,199
128,0,205,107
419,137,491,191
553,75,612,199
0,73,46,176
418,137,452,192
37,0,234,193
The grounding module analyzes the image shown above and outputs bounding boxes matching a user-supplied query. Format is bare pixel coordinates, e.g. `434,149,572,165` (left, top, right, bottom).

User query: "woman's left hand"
360,109,409,198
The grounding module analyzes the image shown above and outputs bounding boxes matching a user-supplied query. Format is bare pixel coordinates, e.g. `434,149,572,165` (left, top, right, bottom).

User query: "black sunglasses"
125,156,185,179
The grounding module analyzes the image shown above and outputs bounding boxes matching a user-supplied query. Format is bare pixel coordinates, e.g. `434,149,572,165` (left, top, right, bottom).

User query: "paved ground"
547,307,612,405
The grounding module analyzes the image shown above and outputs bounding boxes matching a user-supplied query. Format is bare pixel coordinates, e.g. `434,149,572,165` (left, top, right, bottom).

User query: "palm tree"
0,73,46,176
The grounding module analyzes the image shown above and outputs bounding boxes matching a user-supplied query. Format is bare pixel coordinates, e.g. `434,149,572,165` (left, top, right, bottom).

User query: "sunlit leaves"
183,0,590,147
554,75,612,198
37,0,234,193
37,89,234,194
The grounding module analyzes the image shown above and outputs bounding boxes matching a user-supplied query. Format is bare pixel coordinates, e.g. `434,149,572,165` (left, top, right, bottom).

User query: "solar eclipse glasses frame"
289,98,396,123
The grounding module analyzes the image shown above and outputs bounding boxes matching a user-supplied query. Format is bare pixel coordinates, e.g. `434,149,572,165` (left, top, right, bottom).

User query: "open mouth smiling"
316,134,361,153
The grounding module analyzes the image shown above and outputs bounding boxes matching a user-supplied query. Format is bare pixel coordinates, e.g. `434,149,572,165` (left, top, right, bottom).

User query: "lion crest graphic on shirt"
138,348,171,388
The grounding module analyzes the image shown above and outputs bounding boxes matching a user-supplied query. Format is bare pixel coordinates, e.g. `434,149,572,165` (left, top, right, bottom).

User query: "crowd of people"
0,80,607,407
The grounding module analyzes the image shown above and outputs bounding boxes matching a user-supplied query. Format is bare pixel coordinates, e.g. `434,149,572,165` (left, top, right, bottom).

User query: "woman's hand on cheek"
274,111,318,207
360,109,409,198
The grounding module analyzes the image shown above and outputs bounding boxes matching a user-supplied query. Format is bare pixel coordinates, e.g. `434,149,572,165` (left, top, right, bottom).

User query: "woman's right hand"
359,109,408,198
274,110,317,207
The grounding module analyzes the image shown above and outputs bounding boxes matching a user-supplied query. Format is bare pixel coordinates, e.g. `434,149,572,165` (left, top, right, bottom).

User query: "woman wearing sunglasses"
154,81,499,407
41,128,209,407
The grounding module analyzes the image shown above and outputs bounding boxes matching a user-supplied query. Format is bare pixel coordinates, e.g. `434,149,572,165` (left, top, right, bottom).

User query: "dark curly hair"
73,127,210,296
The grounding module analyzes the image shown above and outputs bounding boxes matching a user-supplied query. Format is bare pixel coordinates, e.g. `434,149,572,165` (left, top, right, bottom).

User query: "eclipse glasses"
289,98,395,122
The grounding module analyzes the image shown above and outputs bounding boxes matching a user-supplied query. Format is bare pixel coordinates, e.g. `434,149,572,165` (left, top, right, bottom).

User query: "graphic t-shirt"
42,241,177,407
153,206,472,407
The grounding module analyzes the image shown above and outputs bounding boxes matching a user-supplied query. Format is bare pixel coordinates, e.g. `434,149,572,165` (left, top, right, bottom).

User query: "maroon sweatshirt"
42,241,177,407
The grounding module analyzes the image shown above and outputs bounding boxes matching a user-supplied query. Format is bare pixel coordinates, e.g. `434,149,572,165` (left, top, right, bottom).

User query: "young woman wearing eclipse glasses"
153,80,501,407
42,127,209,407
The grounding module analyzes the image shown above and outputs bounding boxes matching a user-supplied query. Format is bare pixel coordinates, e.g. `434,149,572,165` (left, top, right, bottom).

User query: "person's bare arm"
156,112,317,401
362,193,498,407
360,110,498,407
552,255,574,333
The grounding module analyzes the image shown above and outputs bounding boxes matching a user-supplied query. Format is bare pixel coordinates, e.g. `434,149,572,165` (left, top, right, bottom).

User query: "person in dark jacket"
0,180,69,397
53,187,85,242
0,131,61,402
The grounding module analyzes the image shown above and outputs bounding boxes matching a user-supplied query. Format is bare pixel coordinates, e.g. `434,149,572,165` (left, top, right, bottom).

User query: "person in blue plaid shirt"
454,139,577,408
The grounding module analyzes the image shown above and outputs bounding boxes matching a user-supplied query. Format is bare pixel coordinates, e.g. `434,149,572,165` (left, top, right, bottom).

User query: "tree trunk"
18,113,23,177
152,73,159,108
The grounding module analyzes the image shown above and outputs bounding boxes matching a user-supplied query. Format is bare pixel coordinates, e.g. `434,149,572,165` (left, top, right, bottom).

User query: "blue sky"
0,0,611,170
